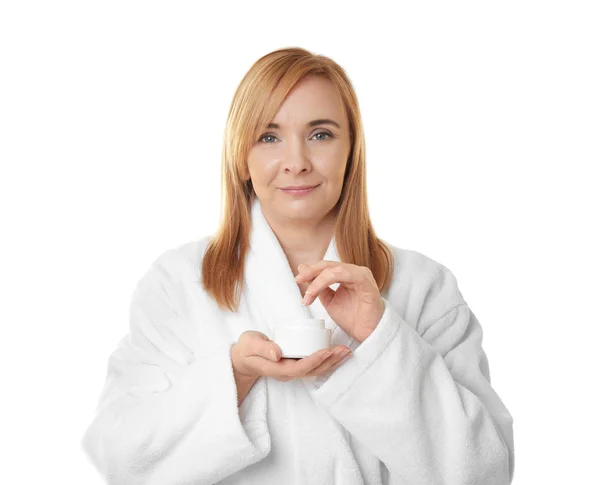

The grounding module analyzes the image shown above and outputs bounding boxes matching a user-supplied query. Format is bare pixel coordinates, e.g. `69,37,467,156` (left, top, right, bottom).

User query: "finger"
305,348,344,376
275,348,334,378
244,355,284,379
247,336,282,362
302,265,362,306
324,352,353,373
306,347,352,376
296,280,311,293
295,260,339,281
305,286,335,307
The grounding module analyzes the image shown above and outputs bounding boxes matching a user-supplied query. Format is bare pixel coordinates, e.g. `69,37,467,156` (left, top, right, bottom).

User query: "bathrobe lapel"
241,197,370,480
243,196,352,349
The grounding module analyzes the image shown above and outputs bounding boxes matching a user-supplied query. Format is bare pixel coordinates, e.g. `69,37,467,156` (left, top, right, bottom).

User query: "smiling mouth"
280,184,319,190
279,185,319,195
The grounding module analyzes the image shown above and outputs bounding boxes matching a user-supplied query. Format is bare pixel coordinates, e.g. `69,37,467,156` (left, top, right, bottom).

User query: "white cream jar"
273,318,332,358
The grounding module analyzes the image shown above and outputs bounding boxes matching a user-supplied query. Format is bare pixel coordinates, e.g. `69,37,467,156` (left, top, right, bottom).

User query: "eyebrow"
266,119,341,129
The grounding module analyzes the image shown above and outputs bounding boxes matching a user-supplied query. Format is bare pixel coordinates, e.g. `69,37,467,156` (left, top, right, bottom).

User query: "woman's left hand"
295,261,384,343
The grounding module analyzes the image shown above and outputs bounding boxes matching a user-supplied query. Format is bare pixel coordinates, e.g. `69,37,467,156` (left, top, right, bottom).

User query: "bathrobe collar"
243,196,339,338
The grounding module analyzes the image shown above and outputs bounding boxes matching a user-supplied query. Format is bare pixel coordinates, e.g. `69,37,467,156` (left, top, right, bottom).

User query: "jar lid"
278,317,326,328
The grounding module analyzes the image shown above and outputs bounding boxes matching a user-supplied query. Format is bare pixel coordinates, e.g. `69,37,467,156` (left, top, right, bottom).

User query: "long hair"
202,47,394,312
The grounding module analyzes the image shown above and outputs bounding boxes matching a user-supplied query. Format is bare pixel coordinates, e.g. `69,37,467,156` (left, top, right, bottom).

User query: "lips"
279,184,319,195
280,185,318,190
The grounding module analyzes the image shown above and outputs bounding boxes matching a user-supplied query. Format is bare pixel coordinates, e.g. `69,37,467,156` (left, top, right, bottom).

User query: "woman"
81,47,515,484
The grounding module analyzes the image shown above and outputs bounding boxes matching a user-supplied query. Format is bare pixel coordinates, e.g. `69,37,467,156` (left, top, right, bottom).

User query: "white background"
1,1,598,483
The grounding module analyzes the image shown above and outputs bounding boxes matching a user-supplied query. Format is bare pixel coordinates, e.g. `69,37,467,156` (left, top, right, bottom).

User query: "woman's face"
246,75,351,224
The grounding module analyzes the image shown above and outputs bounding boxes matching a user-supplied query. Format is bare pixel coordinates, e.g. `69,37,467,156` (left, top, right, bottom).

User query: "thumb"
264,341,282,362
246,332,281,362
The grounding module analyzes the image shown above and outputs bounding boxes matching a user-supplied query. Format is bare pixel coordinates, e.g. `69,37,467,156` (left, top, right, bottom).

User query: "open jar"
273,318,332,358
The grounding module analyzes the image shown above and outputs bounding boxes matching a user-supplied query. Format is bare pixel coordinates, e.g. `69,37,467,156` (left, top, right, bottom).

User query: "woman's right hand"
231,330,352,382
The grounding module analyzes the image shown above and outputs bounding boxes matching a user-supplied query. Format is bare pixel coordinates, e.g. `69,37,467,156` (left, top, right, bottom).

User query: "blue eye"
313,131,332,141
259,134,277,143
258,131,333,144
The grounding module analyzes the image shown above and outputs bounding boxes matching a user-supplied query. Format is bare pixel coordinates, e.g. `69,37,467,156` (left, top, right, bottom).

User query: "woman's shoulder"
381,240,466,328
129,236,227,360
150,235,212,274
383,240,452,283
134,236,214,308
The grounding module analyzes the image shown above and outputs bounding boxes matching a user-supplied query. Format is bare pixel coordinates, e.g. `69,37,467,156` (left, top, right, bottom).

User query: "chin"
280,205,320,218
283,200,334,220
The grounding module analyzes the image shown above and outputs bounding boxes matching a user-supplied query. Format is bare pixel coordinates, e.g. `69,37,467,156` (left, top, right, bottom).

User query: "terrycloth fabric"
81,197,515,484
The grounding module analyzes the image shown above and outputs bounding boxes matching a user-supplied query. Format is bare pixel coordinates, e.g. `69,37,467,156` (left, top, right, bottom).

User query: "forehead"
270,76,346,127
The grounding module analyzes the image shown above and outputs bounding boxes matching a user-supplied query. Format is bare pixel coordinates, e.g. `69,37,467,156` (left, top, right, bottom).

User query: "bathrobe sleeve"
308,267,515,485
80,255,271,485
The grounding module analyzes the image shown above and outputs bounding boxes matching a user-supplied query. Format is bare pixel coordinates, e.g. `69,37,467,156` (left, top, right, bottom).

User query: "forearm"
309,301,514,483
83,344,270,484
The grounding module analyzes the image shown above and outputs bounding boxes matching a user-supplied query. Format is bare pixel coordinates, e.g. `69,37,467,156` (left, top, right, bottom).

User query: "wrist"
233,363,259,383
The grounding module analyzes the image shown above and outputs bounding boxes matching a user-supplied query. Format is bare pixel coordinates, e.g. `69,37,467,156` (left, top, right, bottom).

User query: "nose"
283,136,311,174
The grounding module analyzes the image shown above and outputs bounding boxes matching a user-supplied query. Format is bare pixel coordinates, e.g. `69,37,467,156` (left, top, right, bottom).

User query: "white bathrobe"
81,197,515,485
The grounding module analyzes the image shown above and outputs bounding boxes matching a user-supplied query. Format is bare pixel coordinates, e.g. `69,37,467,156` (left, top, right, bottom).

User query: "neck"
262,207,337,271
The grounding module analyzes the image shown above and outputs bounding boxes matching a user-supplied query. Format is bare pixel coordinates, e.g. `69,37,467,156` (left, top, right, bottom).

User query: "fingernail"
270,349,278,361
298,263,306,271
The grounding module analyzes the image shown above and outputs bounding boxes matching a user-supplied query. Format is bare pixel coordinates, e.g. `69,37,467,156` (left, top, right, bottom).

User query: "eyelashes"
258,131,333,144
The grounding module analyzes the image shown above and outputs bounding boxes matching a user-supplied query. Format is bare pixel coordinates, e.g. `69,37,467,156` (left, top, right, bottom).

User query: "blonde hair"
202,47,394,312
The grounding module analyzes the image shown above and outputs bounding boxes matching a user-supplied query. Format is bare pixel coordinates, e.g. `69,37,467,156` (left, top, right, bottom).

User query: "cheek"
247,157,280,185
315,155,347,182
